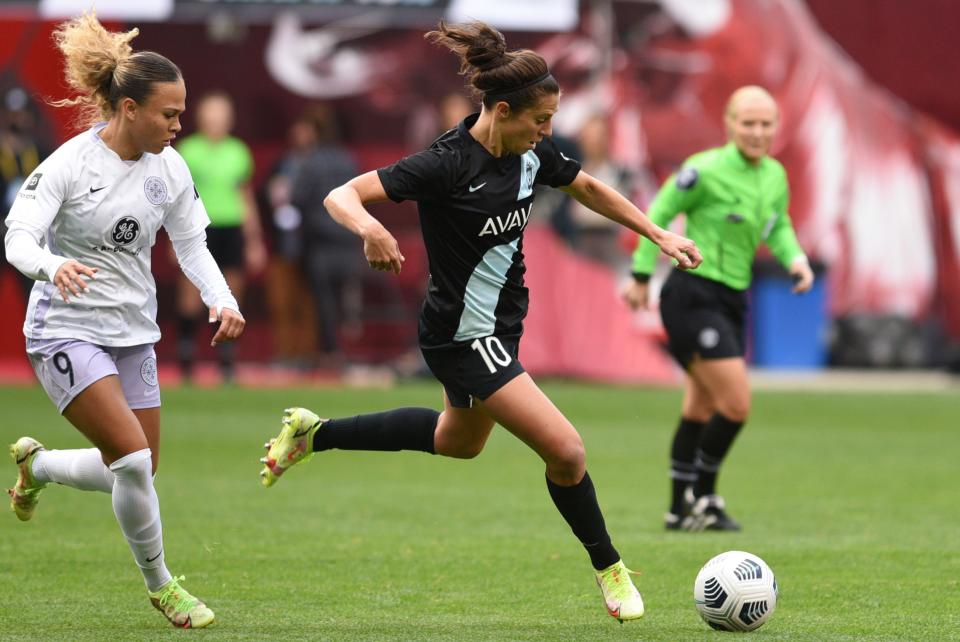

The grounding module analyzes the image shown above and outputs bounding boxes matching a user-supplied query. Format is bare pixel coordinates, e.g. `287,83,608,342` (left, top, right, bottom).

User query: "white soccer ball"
693,550,778,632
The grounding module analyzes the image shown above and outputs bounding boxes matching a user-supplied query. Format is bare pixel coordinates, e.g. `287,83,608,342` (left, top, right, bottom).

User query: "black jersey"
378,113,580,348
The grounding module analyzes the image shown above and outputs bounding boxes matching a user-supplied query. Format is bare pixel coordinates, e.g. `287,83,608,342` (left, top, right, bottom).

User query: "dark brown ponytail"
425,21,558,112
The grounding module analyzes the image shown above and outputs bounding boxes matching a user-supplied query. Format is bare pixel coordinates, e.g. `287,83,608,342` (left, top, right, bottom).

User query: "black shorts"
420,333,525,408
659,269,748,368
206,226,244,270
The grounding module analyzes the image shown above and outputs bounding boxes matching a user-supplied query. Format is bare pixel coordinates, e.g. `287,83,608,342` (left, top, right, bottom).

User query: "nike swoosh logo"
146,549,163,563
90,186,108,193
468,182,487,193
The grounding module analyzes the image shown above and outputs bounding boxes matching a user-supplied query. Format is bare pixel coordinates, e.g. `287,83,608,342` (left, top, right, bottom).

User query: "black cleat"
682,494,741,532
665,486,695,531
664,512,684,530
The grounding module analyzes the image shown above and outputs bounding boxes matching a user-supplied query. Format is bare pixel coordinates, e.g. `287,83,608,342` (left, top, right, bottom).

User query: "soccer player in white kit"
3,13,244,629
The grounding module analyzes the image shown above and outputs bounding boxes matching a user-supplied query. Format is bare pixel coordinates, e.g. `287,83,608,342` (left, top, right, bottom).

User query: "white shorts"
26,338,161,414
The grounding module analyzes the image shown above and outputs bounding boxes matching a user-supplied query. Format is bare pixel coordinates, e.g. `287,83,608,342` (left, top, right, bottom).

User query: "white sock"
109,449,172,592
32,448,114,493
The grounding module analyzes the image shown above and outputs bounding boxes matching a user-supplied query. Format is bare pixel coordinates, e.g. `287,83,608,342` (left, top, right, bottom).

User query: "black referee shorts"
659,269,748,369
205,226,245,271
420,333,525,408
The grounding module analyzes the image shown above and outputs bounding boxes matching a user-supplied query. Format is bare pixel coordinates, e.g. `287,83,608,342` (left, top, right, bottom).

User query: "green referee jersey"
176,134,253,228
632,141,805,291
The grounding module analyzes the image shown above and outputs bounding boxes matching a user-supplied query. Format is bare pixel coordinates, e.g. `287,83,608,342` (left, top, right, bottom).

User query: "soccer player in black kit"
259,20,701,623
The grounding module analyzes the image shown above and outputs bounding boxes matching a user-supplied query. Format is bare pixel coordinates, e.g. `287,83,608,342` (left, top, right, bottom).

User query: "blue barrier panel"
749,268,827,369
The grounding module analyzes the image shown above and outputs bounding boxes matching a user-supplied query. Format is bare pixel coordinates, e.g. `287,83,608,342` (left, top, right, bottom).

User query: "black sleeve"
534,135,581,188
377,148,456,203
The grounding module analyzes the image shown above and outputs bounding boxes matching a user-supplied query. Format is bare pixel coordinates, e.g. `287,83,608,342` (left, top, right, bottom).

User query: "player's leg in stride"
595,560,645,622
260,407,323,487
149,576,215,629
7,437,47,521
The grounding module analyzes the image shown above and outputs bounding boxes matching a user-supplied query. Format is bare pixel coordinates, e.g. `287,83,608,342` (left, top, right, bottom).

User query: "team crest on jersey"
111,216,141,245
518,151,541,200
144,176,168,205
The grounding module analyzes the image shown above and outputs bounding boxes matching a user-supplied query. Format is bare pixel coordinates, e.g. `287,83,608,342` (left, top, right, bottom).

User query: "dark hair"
425,21,558,112
52,12,181,128
298,103,341,145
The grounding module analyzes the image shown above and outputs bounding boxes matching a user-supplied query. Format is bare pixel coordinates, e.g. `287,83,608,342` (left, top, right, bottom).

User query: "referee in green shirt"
624,86,814,531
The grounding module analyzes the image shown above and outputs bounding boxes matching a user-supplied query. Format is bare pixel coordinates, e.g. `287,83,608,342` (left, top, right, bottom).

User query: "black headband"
485,71,553,101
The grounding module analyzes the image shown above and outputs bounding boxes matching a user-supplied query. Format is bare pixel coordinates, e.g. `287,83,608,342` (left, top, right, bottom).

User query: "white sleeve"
163,181,210,241
6,158,69,227
4,223,69,282
4,161,71,281
171,232,240,313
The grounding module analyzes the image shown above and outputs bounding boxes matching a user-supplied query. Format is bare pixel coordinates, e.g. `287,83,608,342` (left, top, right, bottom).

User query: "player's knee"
683,401,714,423
436,433,486,459
447,440,485,459
717,395,750,422
547,439,586,481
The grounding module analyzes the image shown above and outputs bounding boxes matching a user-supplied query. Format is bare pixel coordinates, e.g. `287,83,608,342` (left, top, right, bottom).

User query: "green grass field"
1,381,958,641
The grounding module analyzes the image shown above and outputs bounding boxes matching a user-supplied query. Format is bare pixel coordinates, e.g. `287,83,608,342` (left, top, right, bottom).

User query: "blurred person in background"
1,86,50,301
264,108,324,369
175,91,265,383
288,103,359,369
567,113,634,270
4,12,243,628
623,85,814,532
259,20,701,622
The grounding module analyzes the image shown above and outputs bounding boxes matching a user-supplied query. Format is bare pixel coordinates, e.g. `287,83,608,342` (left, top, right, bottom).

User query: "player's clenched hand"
621,280,650,311
52,259,99,302
362,222,405,274
210,307,245,347
657,230,702,270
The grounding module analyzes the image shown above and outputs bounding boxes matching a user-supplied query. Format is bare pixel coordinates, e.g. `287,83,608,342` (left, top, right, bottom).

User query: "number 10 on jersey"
470,337,512,374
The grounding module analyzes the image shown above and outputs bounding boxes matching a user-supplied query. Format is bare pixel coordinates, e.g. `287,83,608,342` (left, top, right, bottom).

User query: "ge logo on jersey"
111,217,141,245
144,176,168,205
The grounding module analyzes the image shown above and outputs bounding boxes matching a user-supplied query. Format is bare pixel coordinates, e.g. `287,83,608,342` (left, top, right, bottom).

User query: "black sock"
313,408,439,454
694,413,744,497
546,472,620,571
669,417,705,514
177,315,197,376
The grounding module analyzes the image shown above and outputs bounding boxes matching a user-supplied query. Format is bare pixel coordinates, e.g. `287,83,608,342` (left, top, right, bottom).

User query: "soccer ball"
693,551,778,632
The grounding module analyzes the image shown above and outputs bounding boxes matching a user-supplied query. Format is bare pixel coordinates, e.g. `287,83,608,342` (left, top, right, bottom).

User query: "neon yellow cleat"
595,559,645,622
259,407,323,487
8,437,47,521
148,575,215,629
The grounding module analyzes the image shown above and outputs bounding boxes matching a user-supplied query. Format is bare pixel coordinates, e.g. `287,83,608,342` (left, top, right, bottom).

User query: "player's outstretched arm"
324,171,405,274
560,170,702,269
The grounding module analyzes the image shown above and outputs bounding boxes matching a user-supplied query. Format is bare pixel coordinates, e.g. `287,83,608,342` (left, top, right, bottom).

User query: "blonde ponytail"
50,11,180,129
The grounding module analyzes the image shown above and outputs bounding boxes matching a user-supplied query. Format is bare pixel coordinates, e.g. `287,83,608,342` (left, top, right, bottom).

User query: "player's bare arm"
324,171,405,274
560,171,702,269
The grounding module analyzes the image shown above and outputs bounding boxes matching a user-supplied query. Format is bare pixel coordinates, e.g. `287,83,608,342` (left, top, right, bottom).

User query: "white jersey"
5,124,210,346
